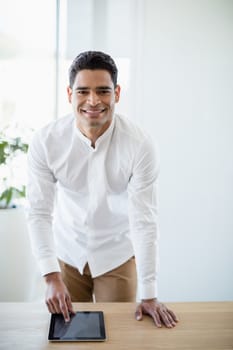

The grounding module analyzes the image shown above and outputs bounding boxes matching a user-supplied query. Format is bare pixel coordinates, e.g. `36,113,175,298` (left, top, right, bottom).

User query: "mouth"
80,108,106,117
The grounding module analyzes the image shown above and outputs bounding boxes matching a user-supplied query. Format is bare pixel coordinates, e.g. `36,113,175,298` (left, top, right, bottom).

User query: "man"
27,51,178,328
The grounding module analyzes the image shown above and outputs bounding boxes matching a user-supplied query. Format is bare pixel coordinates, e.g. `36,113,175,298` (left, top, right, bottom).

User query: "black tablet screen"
48,311,106,341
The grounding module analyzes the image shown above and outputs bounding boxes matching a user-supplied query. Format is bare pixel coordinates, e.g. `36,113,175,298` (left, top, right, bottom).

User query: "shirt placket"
86,147,103,252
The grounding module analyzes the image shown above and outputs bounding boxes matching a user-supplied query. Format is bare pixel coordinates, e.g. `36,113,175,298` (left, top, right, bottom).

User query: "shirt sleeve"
26,132,61,276
127,137,160,300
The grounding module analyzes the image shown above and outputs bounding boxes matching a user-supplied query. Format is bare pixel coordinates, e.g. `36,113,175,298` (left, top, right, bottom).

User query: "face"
67,69,120,133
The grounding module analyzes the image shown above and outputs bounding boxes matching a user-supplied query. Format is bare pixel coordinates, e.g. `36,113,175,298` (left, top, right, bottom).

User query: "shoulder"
115,114,150,143
114,114,160,169
31,114,74,146
38,114,74,139
114,114,158,152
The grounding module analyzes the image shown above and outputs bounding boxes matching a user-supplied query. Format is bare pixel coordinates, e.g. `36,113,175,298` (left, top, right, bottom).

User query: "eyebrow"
74,86,113,91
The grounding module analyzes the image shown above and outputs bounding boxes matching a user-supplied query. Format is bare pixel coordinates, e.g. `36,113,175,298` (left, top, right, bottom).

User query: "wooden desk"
0,302,233,349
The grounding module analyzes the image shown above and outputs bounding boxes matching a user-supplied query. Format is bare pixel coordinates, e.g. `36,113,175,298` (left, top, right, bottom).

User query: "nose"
87,91,100,106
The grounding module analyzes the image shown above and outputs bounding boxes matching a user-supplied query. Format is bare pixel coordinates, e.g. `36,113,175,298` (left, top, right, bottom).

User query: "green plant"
0,132,28,209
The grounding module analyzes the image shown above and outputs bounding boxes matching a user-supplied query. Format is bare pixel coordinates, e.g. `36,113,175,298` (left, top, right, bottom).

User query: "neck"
77,120,112,148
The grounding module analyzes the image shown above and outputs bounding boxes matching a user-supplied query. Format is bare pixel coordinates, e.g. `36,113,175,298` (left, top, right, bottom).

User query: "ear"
114,85,121,103
67,86,72,103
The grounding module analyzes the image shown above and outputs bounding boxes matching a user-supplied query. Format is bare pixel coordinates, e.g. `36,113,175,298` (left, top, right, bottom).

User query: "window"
0,0,56,130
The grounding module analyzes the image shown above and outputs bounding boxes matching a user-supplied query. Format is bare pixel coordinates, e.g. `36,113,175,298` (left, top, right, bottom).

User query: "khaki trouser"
58,257,137,302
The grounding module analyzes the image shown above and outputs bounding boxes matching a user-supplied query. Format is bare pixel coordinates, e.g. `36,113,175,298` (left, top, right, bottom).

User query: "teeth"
83,109,104,113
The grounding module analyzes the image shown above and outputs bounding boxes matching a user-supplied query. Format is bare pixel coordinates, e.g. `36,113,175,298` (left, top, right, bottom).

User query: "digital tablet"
48,311,106,341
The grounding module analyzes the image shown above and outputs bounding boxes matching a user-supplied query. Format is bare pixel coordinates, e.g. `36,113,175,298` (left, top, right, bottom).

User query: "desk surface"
0,302,233,350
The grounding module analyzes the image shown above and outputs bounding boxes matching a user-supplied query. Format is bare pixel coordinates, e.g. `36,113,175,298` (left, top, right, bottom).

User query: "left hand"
135,299,178,328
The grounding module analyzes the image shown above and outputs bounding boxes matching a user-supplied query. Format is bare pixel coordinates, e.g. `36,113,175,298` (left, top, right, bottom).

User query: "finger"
66,295,75,315
45,300,52,313
149,310,162,328
135,305,143,321
166,312,177,326
46,296,61,314
158,310,173,328
46,300,56,314
53,299,62,314
167,308,179,322
59,297,70,322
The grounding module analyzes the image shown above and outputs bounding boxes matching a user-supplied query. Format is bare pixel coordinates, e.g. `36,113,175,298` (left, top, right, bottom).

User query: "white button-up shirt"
27,113,160,299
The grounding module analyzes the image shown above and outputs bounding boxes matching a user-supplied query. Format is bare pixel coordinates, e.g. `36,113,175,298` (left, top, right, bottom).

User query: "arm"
27,132,74,321
128,138,178,327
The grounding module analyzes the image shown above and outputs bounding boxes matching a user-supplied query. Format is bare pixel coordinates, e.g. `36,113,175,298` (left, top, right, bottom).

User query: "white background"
1,0,232,302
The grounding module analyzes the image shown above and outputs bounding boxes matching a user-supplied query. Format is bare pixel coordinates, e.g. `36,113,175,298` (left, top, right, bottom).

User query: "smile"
81,108,106,117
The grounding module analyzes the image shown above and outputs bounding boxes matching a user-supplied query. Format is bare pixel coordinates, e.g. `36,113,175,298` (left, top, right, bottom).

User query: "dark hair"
68,51,118,88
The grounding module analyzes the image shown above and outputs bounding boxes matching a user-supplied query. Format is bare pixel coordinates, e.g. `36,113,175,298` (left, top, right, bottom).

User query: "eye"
77,90,88,95
98,89,111,95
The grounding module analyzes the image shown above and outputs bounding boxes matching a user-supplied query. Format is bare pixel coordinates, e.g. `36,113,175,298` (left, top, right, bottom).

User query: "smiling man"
27,51,178,328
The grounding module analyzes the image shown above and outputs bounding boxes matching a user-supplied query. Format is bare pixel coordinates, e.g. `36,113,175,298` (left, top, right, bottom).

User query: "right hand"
45,272,75,322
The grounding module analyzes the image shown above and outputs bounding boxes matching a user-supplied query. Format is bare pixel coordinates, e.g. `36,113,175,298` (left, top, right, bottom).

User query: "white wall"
132,0,233,301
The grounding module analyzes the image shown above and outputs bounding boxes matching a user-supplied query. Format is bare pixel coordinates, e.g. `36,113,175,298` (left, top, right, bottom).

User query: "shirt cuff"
138,281,158,300
38,257,61,276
